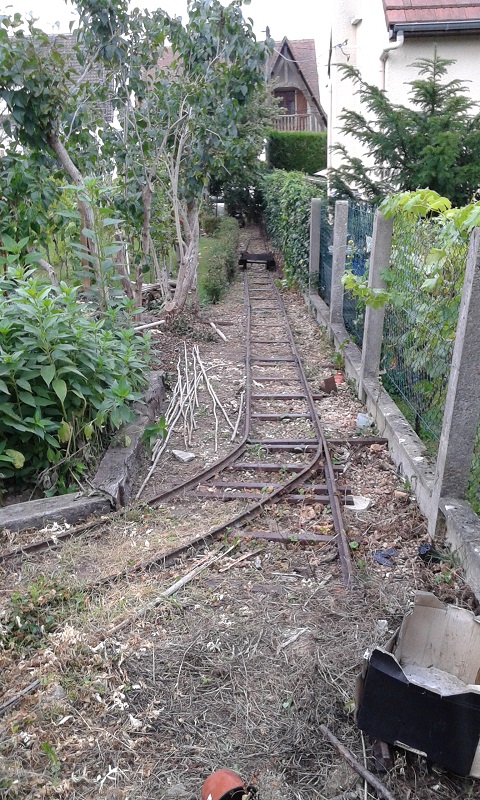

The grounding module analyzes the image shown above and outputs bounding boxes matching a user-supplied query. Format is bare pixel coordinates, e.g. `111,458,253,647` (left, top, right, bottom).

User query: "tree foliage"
0,1,272,313
332,51,480,206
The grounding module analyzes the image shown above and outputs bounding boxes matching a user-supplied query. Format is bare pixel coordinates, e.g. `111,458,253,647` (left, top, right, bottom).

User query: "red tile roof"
384,1,480,26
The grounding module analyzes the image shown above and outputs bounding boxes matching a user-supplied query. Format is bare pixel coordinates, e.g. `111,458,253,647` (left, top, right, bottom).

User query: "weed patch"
0,575,86,651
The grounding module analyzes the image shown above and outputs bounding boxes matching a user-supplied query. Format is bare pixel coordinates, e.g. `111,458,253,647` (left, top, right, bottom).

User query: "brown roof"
384,1,480,25
269,38,321,108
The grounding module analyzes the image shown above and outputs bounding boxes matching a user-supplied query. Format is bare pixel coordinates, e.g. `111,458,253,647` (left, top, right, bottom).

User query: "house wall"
386,36,480,107
329,0,480,174
329,0,389,169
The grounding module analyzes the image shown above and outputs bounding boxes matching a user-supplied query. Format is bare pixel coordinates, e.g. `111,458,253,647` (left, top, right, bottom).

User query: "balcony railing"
273,113,323,132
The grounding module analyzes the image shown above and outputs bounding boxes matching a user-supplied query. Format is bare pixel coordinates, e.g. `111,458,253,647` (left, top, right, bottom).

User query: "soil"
0,225,479,800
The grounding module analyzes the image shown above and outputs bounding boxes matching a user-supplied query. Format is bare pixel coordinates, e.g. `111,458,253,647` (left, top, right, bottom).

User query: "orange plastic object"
201,768,246,800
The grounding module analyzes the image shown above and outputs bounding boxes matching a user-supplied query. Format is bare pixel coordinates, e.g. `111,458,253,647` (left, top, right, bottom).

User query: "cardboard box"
356,592,480,776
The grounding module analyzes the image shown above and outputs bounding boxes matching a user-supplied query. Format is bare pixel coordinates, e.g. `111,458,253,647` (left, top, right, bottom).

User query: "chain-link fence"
343,201,374,347
318,199,333,304
380,214,467,443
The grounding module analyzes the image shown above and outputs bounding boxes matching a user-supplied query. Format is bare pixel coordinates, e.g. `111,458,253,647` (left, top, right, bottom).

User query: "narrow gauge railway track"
140,261,355,588
0,260,377,586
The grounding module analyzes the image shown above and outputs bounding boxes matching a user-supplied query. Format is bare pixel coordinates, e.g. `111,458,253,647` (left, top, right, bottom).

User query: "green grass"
197,235,219,303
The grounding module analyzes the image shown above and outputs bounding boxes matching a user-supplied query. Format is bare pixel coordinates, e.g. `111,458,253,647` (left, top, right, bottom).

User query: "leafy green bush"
267,130,327,175
202,214,221,236
202,217,240,303
0,257,150,496
262,170,325,286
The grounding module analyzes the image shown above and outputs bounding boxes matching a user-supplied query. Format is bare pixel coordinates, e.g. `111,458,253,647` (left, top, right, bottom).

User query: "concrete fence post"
329,200,349,326
428,228,480,535
359,211,394,400
308,197,322,307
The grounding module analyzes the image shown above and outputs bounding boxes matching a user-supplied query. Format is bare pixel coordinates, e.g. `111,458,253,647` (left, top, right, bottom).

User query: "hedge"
262,170,325,287
267,130,327,175
202,217,240,303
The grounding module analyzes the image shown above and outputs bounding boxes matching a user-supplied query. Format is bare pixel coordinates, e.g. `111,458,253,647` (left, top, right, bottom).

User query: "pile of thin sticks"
136,345,242,500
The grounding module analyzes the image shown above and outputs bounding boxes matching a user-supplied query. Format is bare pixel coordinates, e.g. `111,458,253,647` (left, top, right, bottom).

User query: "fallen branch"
0,680,41,718
136,365,204,499
194,346,235,431
105,544,236,637
319,725,397,800
209,321,228,342
230,391,244,442
277,627,309,654
218,546,263,573
134,319,165,332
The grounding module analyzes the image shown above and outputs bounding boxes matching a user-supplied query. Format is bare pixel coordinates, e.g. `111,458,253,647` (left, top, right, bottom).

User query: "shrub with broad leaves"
0,259,149,496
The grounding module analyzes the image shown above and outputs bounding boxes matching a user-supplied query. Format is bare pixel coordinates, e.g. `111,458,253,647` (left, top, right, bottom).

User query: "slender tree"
76,0,272,314
332,50,480,206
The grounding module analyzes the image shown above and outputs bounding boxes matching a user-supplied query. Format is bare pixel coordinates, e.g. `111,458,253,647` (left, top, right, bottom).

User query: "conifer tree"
332,50,480,206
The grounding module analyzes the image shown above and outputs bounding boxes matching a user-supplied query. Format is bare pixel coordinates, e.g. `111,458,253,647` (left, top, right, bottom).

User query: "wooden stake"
319,725,397,800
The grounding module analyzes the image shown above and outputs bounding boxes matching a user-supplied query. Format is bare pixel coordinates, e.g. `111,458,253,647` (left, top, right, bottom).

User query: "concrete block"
0,493,111,533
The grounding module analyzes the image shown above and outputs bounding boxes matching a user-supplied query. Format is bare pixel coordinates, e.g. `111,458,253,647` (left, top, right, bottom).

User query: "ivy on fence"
262,170,324,288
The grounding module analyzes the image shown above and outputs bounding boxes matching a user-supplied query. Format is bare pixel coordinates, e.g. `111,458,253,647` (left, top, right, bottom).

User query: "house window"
274,89,295,115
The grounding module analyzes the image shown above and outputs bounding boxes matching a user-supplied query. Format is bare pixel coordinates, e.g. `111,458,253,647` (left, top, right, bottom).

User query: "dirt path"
0,226,477,800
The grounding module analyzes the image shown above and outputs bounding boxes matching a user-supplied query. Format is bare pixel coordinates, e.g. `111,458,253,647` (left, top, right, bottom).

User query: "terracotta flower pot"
201,768,246,800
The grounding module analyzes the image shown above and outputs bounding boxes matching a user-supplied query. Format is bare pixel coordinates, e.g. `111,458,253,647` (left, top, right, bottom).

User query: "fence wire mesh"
318,199,333,304
343,202,374,347
381,214,467,444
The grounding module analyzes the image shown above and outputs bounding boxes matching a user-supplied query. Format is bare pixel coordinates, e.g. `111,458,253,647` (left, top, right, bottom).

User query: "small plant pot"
201,769,246,800
334,371,344,384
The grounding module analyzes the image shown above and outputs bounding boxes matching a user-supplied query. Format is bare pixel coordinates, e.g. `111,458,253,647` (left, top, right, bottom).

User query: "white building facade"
328,0,480,173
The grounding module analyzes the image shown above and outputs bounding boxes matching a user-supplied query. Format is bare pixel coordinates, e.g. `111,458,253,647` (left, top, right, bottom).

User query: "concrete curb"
440,497,480,600
0,372,165,533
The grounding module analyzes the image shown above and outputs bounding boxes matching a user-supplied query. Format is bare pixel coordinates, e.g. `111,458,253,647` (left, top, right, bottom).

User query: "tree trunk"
149,234,171,301
164,203,200,315
46,131,107,305
134,182,153,320
79,208,92,291
31,252,59,287
115,232,135,300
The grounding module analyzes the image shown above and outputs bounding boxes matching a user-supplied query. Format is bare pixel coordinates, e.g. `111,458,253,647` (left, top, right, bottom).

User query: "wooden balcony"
273,113,323,132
